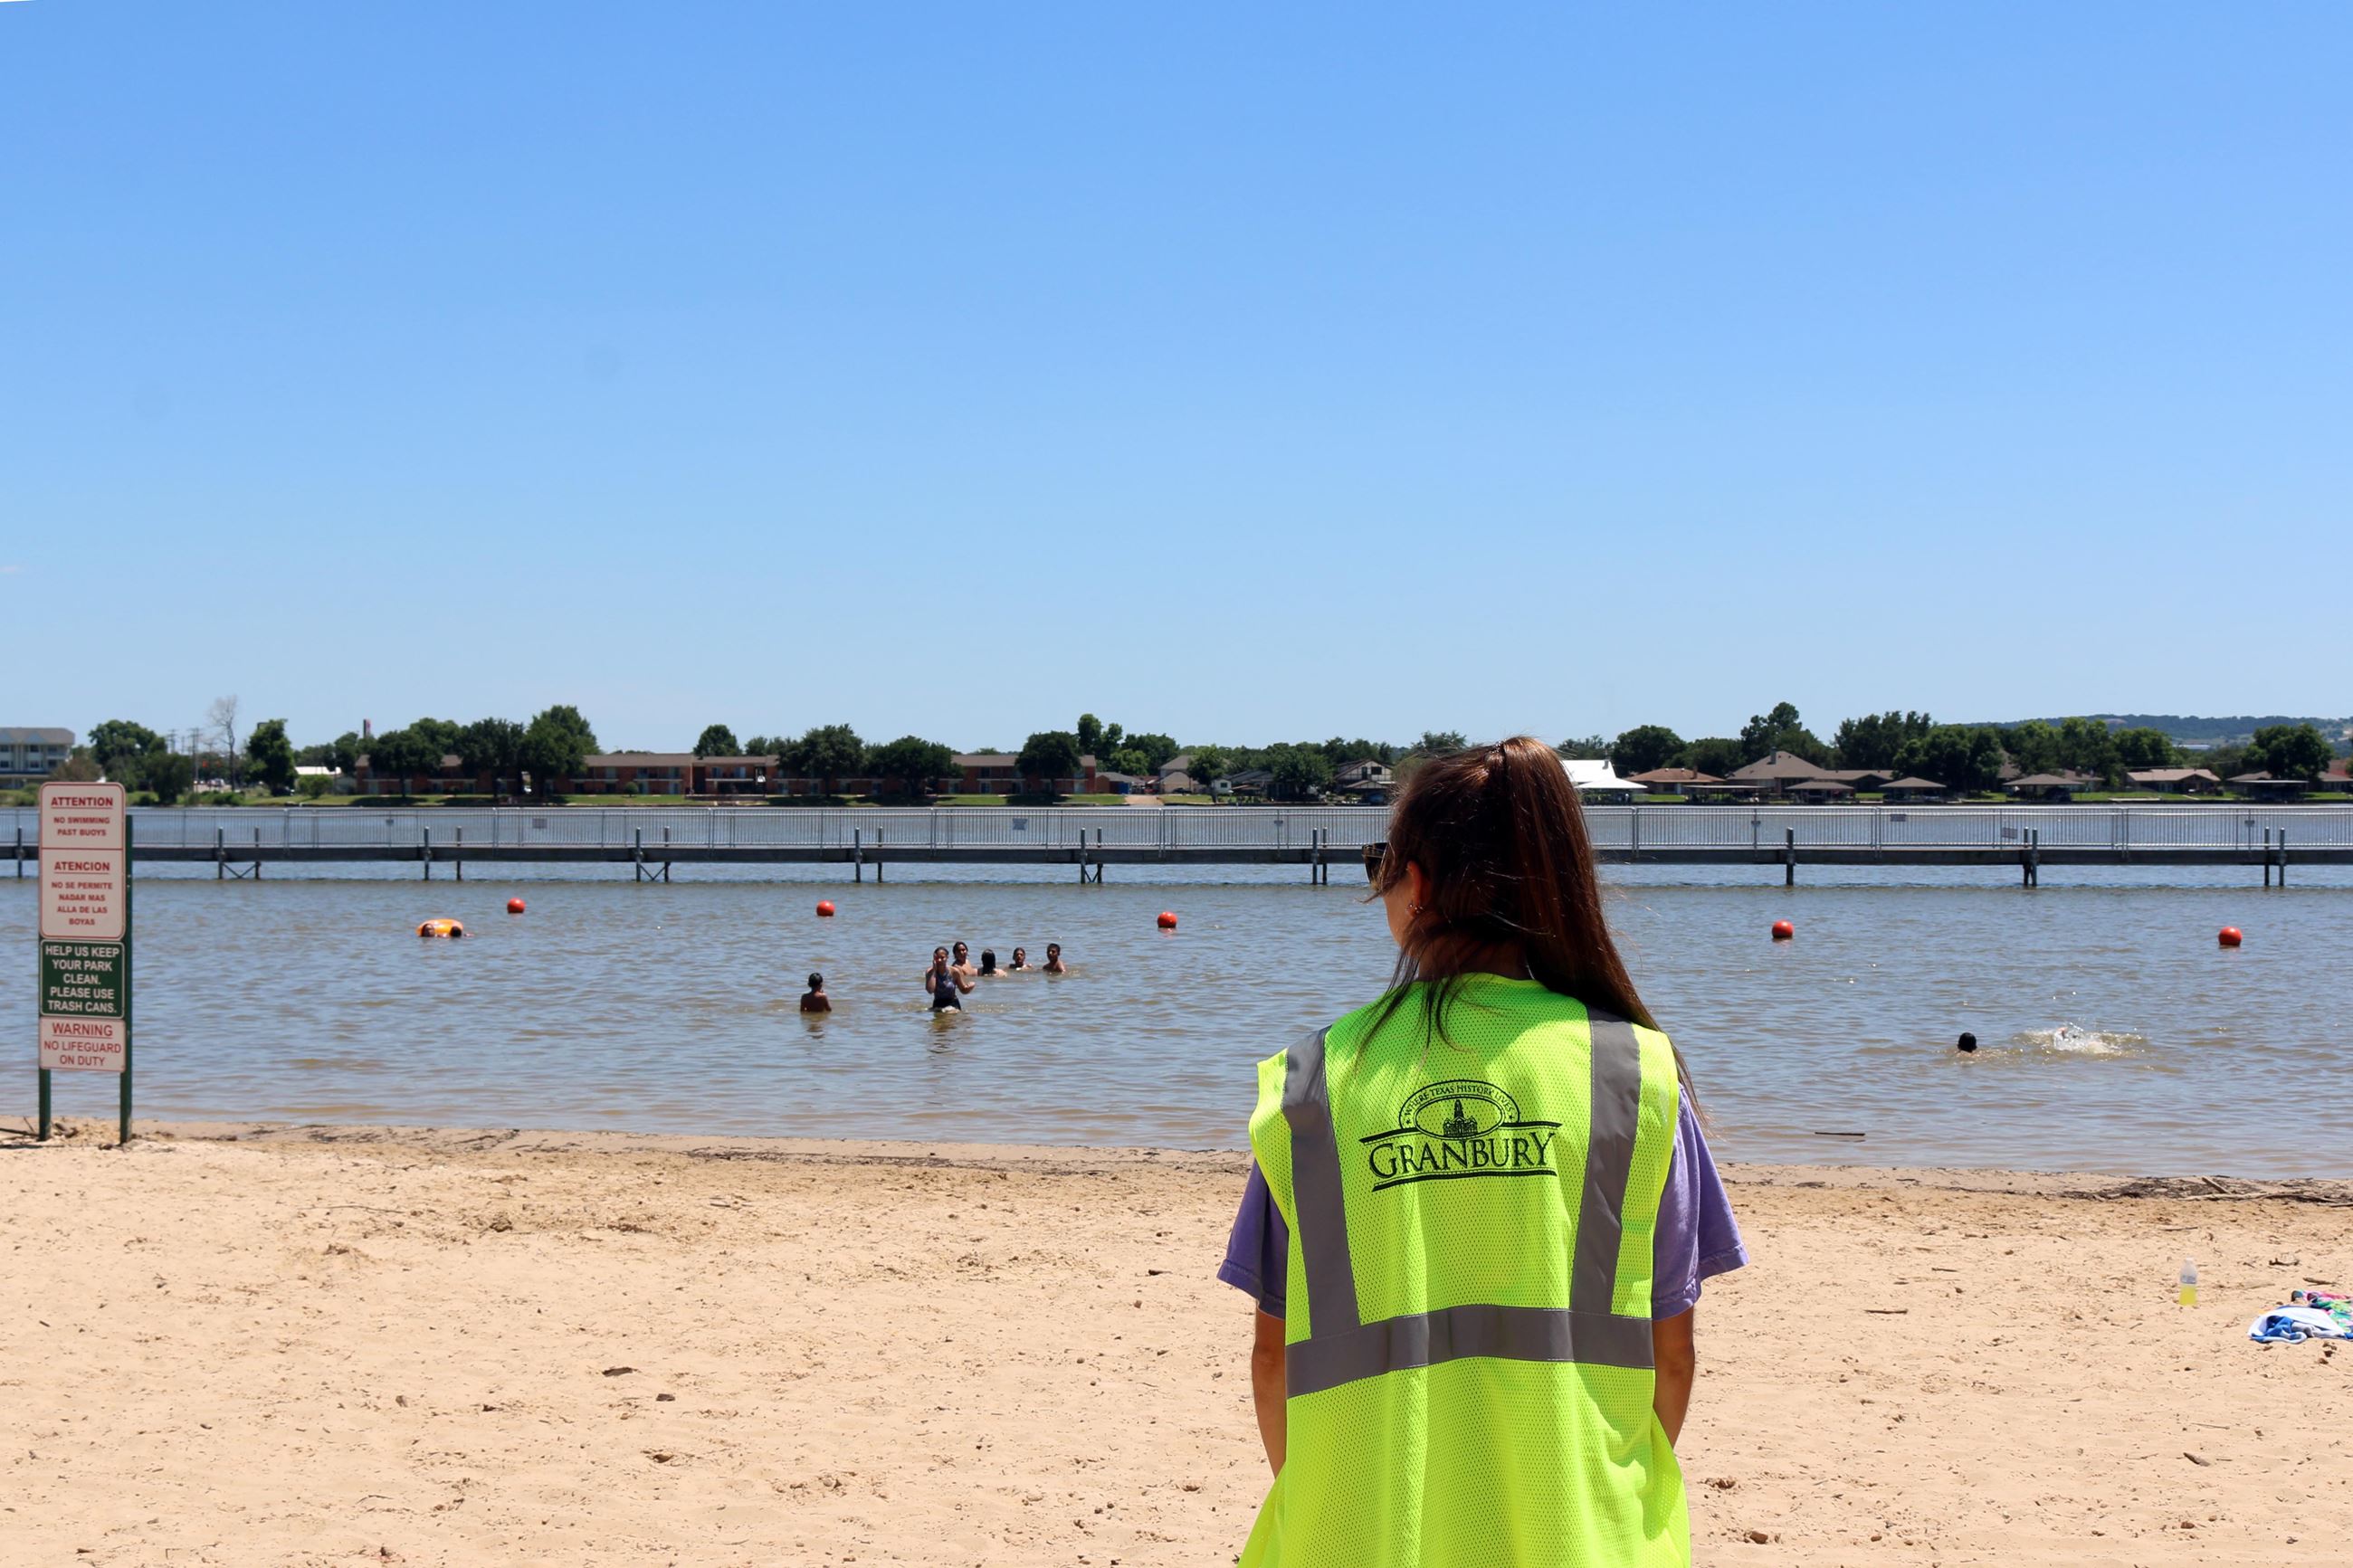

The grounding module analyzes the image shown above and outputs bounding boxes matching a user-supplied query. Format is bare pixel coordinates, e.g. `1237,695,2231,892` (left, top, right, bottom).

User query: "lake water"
5,864,2348,1175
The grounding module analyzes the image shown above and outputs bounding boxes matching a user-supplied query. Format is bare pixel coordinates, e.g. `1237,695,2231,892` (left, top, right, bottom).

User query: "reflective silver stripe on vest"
1282,1007,1654,1399
1571,1011,1644,1316
1286,1303,1653,1398
1283,1027,1359,1335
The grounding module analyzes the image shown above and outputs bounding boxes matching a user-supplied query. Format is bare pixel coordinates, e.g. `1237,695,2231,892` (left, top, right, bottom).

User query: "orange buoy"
816,899,836,917
506,898,527,915
2218,926,2243,947
1157,910,1178,930
1770,920,1795,941
418,918,465,939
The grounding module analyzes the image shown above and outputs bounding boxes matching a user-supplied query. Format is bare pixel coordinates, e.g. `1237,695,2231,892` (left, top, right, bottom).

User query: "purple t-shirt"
1219,1098,1746,1321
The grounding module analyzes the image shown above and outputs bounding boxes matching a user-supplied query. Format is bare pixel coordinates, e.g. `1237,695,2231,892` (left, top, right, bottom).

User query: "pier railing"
7,803,2352,857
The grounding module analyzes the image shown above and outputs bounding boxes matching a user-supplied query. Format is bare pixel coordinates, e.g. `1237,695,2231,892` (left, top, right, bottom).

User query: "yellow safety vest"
1242,974,1687,1568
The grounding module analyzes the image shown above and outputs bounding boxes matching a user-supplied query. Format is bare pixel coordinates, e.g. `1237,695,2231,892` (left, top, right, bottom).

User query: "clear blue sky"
6,4,2347,753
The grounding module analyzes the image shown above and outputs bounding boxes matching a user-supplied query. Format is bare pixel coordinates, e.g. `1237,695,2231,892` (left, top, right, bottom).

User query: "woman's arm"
1250,1308,1286,1476
1652,1308,1696,1447
955,973,976,993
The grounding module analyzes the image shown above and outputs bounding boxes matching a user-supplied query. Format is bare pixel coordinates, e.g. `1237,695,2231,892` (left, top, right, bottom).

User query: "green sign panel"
40,941,128,1021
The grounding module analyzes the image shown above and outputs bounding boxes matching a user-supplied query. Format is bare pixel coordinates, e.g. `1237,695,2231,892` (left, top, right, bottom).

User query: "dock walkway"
8,804,2348,884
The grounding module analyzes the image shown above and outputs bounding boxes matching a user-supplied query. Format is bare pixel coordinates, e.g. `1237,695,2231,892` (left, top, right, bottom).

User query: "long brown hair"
1368,736,1692,1096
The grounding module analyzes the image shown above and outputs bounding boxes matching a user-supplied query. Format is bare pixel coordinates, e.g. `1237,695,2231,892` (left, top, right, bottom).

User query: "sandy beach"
5,1121,2348,1566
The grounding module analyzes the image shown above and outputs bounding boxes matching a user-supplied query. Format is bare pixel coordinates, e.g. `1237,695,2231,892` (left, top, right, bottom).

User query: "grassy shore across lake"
5,1119,2348,1565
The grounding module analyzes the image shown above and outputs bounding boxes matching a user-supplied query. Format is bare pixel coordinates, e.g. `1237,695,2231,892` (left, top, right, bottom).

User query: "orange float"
816,900,837,917
1770,920,1795,941
1157,910,1178,930
2218,927,2243,947
507,898,527,915
418,918,466,939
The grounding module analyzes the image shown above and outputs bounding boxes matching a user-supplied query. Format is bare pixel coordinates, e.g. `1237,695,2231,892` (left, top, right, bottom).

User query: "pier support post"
15,825,23,879
424,827,433,880
253,827,262,879
854,827,862,883
1784,827,1796,887
2280,829,2289,888
876,829,883,882
2263,828,2272,888
216,826,225,879
2023,828,2039,887
455,827,463,881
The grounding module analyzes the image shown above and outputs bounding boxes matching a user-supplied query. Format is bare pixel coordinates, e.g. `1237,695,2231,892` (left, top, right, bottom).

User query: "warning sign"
40,787,129,851
37,782,131,1077
39,1016,127,1073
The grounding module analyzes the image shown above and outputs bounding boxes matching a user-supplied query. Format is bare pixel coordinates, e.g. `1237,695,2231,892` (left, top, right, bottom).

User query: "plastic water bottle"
2178,1258,2198,1307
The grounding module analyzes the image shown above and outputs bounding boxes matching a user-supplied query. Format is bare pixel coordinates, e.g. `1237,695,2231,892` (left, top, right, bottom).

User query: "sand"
5,1120,2350,1566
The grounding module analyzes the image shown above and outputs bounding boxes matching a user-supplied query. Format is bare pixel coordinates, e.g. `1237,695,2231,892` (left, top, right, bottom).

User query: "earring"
1407,901,1423,917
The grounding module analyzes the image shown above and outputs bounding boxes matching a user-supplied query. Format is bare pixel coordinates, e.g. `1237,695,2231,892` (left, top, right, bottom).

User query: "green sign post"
35,782,134,1145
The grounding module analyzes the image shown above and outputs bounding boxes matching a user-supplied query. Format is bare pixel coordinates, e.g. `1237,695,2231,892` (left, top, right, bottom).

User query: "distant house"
2227,772,2310,802
2124,767,2223,795
2,727,77,786
1157,753,1200,795
573,753,695,796
2005,772,2087,802
2323,760,2353,794
693,755,781,797
1332,758,1394,803
1818,768,1893,794
1626,767,1721,796
952,753,1105,796
356,750,487,796
1786,777,1854,803
1878,776,1952,803
1724,751,1831,799
1224,767,1274,800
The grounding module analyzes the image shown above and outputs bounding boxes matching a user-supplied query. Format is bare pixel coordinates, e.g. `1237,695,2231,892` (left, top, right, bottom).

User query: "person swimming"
1007,946,1032,972
801,973,831,1013
978,949,1000,977
1957,1031,1977,1054
1042,942,1066,974
951,941,978,981
926,947,974,1012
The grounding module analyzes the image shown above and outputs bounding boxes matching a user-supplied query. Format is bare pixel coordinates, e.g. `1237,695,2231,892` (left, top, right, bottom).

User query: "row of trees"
1603,703,2341,791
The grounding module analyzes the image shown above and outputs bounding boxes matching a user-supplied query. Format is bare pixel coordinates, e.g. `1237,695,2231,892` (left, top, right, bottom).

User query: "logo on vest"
1361,1079,1562,1192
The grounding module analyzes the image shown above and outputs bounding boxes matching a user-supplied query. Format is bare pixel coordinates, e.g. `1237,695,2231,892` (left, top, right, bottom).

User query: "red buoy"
2218,926,2243,947
507,898,527,915
1157,910,1178,930
1770,919,1795,941
816,900,836,918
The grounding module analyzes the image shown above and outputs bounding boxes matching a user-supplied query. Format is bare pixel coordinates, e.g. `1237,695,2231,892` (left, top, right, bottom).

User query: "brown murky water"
6,863,2348,1174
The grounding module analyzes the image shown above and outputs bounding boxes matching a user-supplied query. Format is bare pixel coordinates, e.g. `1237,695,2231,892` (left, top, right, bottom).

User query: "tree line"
1600,703,2340,791
45,700,2343,805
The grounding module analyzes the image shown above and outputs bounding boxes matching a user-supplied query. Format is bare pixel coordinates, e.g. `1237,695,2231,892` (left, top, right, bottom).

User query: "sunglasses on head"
1362,842,1386,882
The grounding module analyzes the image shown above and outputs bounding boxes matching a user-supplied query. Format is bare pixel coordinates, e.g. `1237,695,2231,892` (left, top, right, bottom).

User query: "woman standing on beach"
1220,737,1744,1568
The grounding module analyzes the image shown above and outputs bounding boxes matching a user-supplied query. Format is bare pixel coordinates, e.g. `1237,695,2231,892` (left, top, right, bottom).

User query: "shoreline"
6,1116,2350,1563
19,1117,2353,1199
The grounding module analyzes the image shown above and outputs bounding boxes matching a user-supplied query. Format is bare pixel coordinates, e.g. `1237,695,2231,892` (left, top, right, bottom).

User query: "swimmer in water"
1007,946,1032,972
1956,1031,1977,1054
1042,942,1066,974
951,941,979,981
801,973,831,1013
925,947,974,1012
978,949,1000,978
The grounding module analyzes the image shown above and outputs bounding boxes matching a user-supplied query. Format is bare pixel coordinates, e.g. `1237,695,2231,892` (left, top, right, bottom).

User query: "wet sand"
5,1119,2349,1565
